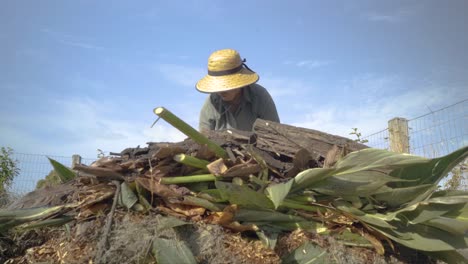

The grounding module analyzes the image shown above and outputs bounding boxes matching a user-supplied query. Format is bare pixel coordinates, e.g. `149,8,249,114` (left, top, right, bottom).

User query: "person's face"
219,89,242,102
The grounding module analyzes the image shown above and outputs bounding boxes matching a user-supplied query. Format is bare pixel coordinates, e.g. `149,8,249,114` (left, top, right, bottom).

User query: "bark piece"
253,119,367,160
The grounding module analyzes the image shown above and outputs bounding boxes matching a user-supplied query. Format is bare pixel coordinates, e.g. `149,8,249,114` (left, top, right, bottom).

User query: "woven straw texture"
196,49,259,93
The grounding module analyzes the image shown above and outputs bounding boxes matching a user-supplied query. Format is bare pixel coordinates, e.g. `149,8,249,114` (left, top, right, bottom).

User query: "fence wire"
9,153,95,195
363,99,467,158
4,100,467,195
408,100,467,158
361,128,389,151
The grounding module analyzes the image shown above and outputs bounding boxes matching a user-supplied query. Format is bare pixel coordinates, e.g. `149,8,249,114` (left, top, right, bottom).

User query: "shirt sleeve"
258,88,280,123
199,96,216,131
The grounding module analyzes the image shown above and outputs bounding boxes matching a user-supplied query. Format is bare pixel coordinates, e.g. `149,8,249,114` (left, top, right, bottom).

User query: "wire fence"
408,100,467,158
3,99,467,196
363,99,467,158
362,99,468,190
8,153,95,195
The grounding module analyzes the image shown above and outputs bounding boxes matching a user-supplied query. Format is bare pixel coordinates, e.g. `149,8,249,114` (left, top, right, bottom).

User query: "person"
196,49,280,132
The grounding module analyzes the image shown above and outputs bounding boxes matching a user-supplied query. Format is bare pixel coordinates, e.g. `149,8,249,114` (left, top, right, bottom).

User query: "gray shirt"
199,84,280,131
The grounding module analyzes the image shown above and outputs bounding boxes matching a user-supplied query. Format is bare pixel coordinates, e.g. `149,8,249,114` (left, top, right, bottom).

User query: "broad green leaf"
426,250,468,264
291,168,336,193
47,157,76,182
0,219,27,232
156,215,189,232
444,203,468,221
265,180,293,209
388,146,468,186
20,216,73,230
423,217,468,235
334,229,373,248
0,205,65,221
377,195,468,223
171,196,222,212
262,221,328,233
234,209,306,223
431,190,468,198
372,184,435,208
152,237,196,264
215,181,274,209
0,205,67,232
333,201,395,229
375,222,468,251
313,171,408,196
282,242,329,264
118,182,138,210
199,189,227,202
334,148,428,171
288,147,468,215
331,147,467,189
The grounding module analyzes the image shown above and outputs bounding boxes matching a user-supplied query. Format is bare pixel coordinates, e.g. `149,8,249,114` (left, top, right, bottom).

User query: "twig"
94,181,121,264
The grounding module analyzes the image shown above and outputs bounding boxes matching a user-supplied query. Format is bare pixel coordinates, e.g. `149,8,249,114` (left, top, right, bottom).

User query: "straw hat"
196,49,259,93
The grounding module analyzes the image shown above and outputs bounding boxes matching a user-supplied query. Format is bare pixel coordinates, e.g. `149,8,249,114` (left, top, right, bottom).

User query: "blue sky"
1,0,467,159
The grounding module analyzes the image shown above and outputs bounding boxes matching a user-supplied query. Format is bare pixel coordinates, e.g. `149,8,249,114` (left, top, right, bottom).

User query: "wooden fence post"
388,117,410,153
72,154,82,169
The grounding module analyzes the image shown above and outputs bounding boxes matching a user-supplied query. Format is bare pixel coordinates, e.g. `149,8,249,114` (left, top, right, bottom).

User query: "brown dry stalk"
94,181,121,264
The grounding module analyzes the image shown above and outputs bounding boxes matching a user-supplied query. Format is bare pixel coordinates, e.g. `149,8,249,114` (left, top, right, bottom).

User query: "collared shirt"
199,84,280,131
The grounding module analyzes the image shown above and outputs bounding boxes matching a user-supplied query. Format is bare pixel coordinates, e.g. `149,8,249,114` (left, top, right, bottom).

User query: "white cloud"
296,60,332,68
58,40,104,50
365,13,401,23
0,97,187,158
283,60,332,69
40,28,104,50
364,8,414,23
157,64,205,87
291,74,462,142
260,76,312,97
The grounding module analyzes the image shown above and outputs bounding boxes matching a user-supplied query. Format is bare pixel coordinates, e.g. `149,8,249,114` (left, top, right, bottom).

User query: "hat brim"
196,68,259,93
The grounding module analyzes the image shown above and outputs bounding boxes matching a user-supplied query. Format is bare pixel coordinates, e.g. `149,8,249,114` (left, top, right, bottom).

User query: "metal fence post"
388,117,410,153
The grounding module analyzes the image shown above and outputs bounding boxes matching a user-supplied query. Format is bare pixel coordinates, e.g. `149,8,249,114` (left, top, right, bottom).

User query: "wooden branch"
73,164,125,182
94,181,120,264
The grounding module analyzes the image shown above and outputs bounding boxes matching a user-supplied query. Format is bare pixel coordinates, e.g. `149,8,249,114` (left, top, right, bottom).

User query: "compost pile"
1,112,468,264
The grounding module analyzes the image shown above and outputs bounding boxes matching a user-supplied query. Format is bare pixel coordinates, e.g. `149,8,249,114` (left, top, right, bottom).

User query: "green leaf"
334,229,373,248
265,221,328,233
199,189,227,202
234,208,306,223
47,157,76,182
291,168,336,193
171,196,222,212
20,216,73,230
423,217,468,235
156,215,190,232
0,205,67,232
426,250,468,264
335,147,468,187
312,171,408,196
372,184,435,208
282,242,329,264
0,205,66,222
215,181,274,209
152,237,196,264
265,180,293,209
118,182,138,210
333,200,395,229
392,196,467,224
